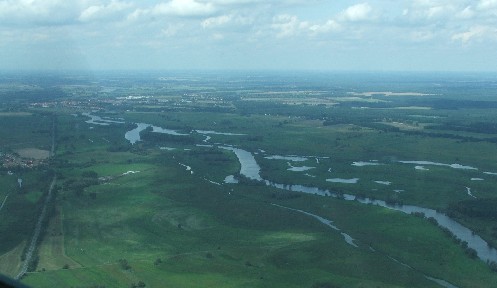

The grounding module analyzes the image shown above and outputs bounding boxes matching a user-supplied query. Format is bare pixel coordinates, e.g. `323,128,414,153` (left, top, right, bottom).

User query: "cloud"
426,5,446,18
127,0,218,22
476,0,497,17
2,0,497,71
207,0,314,6
309,20,341,34
452,25,497,43
208,0,264,4
402,0,458,21
0,0,82,26
271,3,376,38
271,14,343,38
151,0,216,17
162,23,185,37
456,6,475,19
477,0,497,9
212,32,224,40
202,15,233,28
409,30,435,42
79,1,133,22
271,15,309,38
339,3,373,22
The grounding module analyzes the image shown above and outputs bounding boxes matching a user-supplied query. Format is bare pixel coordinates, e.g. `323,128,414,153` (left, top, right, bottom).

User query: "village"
1,148,49,170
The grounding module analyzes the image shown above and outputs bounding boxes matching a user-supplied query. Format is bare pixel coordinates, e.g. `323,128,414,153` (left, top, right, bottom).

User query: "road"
0,194,9,212
15,176,56,280
15,115,58,280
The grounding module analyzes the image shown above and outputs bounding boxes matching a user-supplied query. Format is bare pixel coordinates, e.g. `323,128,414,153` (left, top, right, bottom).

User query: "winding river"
224,145,497,264
120,120,497,264
125,123,189,144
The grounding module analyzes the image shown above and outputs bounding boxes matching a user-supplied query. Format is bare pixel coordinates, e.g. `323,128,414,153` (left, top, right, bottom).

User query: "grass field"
0,112,51,150
37,207,81,271
25,108,497,286
0,242,25,278
2,77,497,287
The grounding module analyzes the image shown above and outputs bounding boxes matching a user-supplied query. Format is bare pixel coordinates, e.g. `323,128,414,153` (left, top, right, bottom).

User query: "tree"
154,258,162,266
311,282,341,288
465,248,478,259
119,259,131,270
82,170,98,178
130,281,146,288
488,261,497,272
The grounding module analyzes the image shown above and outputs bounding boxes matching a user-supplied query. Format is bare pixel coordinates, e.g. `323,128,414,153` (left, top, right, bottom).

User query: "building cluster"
1,152,46,169
26,90,227,112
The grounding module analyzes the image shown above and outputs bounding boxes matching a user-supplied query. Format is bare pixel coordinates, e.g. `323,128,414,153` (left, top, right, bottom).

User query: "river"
121,121,497,264
224,144,497,264
125,123,189,144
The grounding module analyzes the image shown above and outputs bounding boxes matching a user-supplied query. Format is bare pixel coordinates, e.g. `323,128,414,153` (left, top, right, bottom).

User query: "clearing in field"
379,121,424,131
15,148,50,160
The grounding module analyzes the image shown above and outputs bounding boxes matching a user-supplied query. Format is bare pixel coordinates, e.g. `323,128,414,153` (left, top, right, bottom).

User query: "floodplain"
1,71,497,287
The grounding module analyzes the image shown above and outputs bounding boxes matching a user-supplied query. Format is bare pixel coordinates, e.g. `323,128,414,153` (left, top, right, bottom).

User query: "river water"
224,144,497,264
121,122,497,264
83,112,125,126
124,123,189,144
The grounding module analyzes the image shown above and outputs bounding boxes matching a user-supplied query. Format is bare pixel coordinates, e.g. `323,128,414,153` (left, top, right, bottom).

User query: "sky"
0,0,496,71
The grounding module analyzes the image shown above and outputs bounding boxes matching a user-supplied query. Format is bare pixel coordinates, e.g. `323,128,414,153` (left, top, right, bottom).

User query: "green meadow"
2,73,497,287
13,107,497,287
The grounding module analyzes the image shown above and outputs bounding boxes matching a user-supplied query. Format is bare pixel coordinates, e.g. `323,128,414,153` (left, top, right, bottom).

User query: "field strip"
37,206,82,271
15,176,57,280
59,208,83,268
28,248,273,274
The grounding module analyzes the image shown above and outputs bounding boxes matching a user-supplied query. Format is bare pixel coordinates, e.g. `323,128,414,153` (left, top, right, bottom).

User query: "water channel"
119,119,497,265
223,144,497,265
